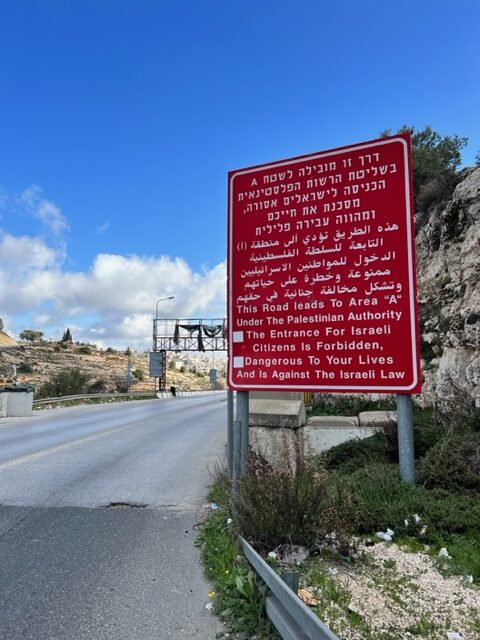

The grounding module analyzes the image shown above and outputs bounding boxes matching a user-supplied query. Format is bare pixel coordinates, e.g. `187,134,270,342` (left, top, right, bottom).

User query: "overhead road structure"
151,318,227,391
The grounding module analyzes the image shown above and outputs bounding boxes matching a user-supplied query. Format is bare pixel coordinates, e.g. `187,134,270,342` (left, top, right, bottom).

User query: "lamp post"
155,296,175,320
153,296,175,349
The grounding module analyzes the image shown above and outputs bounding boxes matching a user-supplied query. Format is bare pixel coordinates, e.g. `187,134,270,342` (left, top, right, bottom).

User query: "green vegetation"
19,329,44,342
200,397,480,637
381,125,468,218
132,368,146,381
36,367,90,398
76,345,93,355
61,328,73,343
311,394,396,417
17,361,34,374
234,448,353,554
196,475,274,637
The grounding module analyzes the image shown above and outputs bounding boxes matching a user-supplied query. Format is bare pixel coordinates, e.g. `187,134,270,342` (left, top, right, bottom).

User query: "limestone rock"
416,167,480,406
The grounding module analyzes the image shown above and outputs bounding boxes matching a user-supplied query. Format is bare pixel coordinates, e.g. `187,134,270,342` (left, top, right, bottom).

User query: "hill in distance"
0,340,226,395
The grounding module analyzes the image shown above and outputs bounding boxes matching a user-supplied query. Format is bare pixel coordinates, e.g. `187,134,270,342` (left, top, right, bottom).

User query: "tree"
61,328,73,343
381,125,467,216
0,319,4,331
19,329,44,342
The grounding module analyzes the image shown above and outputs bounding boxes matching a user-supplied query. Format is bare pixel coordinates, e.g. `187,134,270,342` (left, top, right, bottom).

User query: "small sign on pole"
149,351,165,378
228,133,421,395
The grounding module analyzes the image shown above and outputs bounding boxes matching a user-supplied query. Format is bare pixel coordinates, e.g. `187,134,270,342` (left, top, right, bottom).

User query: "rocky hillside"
0,331,17,348
416,166,480,407
0,342,225,395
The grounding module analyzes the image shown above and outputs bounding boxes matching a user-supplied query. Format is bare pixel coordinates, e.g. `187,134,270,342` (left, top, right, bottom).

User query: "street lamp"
155,296,175,319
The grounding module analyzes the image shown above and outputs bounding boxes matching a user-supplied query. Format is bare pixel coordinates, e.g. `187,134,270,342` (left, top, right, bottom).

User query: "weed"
429,530,480,581
197,474,275,638
233,447,353,553
470,608,480,635
406,614,438,636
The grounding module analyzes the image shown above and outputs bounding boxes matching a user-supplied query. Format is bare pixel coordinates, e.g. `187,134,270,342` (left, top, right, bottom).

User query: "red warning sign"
227,133,421,393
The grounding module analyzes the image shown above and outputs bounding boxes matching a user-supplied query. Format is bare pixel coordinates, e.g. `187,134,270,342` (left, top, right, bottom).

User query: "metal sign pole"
237,391,249,474
232,418,242,498
227,389,234,478
396,393,415,485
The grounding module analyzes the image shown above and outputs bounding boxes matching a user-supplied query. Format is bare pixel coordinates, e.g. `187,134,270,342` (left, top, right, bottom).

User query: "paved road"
0,395,227,639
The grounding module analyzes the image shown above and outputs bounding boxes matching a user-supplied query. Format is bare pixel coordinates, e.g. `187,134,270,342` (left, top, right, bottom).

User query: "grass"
196,475,276,638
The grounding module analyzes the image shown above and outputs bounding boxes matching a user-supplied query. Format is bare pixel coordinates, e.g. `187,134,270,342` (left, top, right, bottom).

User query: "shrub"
324,433,389,475
77,345,92,355
36,368,90,399
380,407,445,462
322,408,444,475
234,447,353,552
417,432,480,494
132,369,146,381
343,463,418,535
17,362,34,374
311,394,395,417
422,489,480,535
342,463,480,539
87,379,109,393
114,377,129,393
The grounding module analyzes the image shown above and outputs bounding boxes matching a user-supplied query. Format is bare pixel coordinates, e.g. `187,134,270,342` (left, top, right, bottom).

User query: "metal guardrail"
240,537,340,640
33,390,226,406
33,392,156,406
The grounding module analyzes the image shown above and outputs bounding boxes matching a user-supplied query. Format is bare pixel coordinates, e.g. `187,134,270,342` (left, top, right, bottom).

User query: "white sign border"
228,137,420,392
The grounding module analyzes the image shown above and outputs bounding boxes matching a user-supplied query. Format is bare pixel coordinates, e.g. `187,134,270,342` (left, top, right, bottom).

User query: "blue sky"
1,0,479,348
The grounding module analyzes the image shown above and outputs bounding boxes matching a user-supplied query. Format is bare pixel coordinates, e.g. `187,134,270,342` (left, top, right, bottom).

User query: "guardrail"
33,390,226,406
240,537,340,640
33,392,156,406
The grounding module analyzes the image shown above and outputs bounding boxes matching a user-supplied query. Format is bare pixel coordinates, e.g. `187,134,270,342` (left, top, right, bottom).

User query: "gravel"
302,541,480,639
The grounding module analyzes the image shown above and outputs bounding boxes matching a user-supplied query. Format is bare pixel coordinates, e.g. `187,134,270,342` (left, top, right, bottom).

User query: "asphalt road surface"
0,394,228,639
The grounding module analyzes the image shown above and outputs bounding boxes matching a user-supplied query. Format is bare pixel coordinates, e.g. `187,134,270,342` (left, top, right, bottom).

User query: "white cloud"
18,185,69,236
0,232,60,272
0,231,226,349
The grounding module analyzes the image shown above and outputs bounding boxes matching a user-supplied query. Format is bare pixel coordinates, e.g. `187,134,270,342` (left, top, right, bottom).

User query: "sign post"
228,134,421,480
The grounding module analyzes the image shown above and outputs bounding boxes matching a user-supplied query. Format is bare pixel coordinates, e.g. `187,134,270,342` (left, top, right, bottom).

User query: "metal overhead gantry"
151,318,227,391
